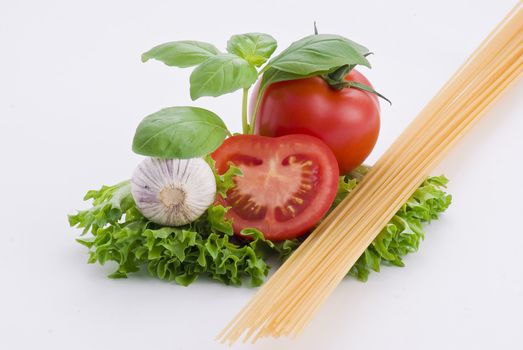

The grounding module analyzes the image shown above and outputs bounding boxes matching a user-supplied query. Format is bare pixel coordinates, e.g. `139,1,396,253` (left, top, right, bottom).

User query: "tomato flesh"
212,134,339,241
253,69,380,175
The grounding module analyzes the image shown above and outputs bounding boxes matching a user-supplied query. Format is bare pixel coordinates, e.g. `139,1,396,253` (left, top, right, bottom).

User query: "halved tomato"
211,134,339,241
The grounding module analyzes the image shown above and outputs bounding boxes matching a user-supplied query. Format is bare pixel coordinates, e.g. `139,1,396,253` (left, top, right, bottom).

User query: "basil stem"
242,88,250,134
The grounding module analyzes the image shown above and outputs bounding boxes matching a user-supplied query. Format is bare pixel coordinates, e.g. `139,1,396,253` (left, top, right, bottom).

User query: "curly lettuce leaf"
347,175,452,281
69,163,452,286
68,181,134,234
204,155,242,198
68,164,271,286
271,172,452,281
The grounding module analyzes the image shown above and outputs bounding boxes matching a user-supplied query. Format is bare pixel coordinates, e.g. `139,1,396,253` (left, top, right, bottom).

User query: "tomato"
211,134,339,241
253,69,380,175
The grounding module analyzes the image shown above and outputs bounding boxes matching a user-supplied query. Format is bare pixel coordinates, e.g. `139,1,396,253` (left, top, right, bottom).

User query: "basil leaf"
266,34,371,75
132,106,229,158
141,41,220,67
226,33,277,67
261,67,333,89
189,54,258,100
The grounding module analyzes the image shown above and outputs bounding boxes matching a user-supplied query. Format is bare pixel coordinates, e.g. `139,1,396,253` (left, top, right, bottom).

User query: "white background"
1,1,522,349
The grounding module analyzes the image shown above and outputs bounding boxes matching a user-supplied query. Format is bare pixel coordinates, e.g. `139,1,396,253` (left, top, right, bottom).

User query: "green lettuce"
345,174,452,281
68,165,451,286
69,163,272,286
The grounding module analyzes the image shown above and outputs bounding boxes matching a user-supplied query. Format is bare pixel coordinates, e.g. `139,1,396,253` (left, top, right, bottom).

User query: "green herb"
226,33,277,67
141,41,220,67
263,34,370,75
69,168,451,286
141,31,374,135
189,54,258,100
132,106,230,159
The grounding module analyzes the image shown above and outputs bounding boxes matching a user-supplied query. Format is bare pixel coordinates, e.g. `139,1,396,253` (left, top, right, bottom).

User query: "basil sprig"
142,33,370,102
135,30,380,157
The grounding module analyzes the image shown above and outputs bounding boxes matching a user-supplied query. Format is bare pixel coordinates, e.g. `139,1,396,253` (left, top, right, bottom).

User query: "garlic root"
131,157,216,226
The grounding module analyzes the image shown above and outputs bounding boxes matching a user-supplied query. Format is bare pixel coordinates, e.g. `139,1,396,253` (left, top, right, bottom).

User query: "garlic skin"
131,157,216,226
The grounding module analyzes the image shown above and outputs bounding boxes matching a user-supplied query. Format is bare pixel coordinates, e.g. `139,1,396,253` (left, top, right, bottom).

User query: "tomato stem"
242,88,250,134
322,65,392,105
325,64,354,86
331,65,353,80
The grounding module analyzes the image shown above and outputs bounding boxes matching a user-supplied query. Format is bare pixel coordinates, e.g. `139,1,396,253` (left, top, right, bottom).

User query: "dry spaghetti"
219,3,523,344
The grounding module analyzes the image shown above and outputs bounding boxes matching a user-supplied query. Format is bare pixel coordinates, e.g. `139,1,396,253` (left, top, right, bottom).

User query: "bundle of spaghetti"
219,4,523,344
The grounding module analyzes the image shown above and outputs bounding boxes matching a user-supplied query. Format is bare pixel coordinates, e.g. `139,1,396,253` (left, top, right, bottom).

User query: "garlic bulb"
131,157,216,226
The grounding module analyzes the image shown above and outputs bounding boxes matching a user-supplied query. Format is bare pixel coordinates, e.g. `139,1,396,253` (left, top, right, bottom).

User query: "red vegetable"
253,69,380,174
212,134,339,241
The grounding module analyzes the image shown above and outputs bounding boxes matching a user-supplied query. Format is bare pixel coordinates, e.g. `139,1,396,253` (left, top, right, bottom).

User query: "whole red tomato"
253,69,380,174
